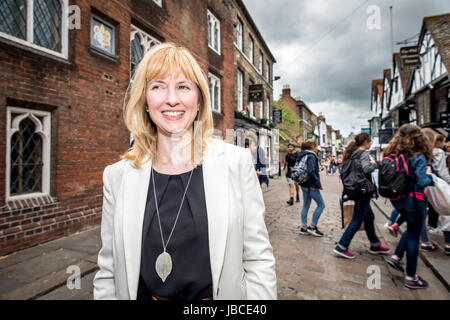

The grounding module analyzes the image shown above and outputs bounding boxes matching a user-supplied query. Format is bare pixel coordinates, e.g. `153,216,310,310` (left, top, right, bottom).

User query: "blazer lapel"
202,141,229,296
123,158,152,300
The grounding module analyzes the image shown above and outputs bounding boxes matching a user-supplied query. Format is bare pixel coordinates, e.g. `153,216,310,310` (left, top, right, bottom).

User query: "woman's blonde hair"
121,42,214,168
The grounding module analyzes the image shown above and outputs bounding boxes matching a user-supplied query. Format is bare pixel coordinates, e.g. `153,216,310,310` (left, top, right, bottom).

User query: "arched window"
7,107,51,200
130,25,161,78
10,118,43,195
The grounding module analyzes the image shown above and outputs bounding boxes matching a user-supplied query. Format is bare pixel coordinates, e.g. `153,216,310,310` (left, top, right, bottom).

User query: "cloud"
243,0,450,136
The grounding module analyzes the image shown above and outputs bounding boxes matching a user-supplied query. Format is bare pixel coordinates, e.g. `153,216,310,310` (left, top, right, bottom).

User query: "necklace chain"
151,166,194,252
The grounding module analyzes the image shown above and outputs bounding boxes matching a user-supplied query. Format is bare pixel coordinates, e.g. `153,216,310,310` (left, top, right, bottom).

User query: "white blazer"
93,139,277,300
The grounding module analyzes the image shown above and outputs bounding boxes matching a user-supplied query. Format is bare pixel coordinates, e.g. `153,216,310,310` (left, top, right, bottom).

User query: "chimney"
282,84,291,98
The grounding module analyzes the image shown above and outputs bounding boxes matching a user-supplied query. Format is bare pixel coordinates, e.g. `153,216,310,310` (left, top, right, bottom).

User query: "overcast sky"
243,0,450,136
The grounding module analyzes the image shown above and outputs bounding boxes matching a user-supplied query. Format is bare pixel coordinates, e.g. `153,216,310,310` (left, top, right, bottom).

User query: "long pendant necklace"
152,166,194,283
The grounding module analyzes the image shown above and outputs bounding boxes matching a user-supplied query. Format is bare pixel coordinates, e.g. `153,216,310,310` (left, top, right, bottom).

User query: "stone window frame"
0,0,69,59
207,10,221,55
208,72,221,114
130,24,161,77
6,107,51,202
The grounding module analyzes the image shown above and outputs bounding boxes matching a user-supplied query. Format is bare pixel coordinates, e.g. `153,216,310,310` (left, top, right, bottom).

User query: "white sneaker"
428,227,443,235
384,222,391,229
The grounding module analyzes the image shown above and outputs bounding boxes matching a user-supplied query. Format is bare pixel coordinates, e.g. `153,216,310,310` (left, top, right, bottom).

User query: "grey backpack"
291,155,309,185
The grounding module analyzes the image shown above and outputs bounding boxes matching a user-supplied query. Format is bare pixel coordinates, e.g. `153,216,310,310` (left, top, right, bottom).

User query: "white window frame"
266,97,270,120
208,73,221,113
6,107,51,202
130,24,161,75
259,102,263,119
207,10,220,54
266,60,270,82
248,35,254,64
259,50,263,74
153,0,162,7
235,17,243,51
237,70,243,111
0,0,69,59
249,101,255,119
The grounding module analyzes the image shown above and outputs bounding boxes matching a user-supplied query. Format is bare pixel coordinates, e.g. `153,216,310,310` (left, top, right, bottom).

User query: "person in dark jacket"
297,139,325,237
333,133,390,260
383,124,435,289
285,143,300,205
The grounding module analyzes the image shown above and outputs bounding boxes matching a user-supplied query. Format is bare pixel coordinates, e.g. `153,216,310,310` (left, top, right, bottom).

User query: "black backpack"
340,150,375,200
378,153,411,200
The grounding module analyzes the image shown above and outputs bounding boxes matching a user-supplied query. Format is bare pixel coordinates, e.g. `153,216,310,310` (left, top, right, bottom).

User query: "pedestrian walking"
250,140,270,188
325,158,331,175
93,43,277,300
333,132,390,259
383,124,434,289
422,129,450,253
285,143,300,205
297,138,325,237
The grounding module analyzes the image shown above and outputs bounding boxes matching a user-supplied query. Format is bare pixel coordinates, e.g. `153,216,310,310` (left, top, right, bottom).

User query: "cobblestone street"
263,172,450,300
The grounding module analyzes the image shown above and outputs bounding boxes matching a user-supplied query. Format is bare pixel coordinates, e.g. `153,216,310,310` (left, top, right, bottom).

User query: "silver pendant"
155,251,172,283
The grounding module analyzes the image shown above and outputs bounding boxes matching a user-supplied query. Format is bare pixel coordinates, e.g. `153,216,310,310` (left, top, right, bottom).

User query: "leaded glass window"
33,0,62,51
0,0,27,40
10,118,43,195
0,0,67,57
7,107,51,200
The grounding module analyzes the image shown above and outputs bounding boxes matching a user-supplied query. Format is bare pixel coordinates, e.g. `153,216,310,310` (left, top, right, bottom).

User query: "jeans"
420,212,430,244
300,187,325,227
389,209,399,224
337,197,380,250
392,199,426,277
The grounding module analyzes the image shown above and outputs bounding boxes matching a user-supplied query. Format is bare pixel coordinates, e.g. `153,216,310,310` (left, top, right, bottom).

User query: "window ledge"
89,47,120,65
0,36,72,67
5,194,58,211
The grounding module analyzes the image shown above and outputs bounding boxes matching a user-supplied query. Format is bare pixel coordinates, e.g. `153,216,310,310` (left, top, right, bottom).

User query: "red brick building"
0,0,235,255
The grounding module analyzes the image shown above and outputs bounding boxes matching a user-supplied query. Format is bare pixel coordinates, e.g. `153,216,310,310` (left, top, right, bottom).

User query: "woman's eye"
178,85,190,90
151,85,161,90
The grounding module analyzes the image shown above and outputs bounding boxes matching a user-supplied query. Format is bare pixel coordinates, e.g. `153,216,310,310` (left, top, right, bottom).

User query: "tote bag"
424,174,450,216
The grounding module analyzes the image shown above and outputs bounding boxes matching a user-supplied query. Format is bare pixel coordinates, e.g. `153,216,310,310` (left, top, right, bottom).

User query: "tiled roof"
423,13,450,72
393,52,412,94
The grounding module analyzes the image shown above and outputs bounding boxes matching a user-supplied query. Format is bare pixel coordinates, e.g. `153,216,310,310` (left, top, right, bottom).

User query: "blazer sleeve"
93,165,118,300
306,155,321,189
240,149,277,300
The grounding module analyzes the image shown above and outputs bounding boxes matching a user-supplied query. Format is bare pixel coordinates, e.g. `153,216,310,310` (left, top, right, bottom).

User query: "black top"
139,165,213,299
285,152,297,177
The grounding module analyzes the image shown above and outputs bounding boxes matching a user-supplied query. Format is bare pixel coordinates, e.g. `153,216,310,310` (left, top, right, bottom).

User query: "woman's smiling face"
146,70,199,136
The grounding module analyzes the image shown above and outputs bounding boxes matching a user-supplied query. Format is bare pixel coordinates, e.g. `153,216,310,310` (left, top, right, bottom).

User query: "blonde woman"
93,43,277,300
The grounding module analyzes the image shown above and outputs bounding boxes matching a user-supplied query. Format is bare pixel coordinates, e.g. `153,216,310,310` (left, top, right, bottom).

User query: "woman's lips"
161,111,185,121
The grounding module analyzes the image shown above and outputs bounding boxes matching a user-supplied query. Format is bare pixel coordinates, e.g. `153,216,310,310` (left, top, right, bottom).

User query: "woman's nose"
164,86,180,106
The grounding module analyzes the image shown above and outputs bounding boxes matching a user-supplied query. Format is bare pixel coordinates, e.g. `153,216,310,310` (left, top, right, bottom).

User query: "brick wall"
0,0,235,256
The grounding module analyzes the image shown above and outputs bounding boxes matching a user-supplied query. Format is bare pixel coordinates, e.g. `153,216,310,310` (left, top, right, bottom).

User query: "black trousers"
427,204,439,228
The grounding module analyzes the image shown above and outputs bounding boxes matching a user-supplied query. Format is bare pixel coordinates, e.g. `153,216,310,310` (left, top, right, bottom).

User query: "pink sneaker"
388,224,399,237
333,246,356,259
369,241,390,255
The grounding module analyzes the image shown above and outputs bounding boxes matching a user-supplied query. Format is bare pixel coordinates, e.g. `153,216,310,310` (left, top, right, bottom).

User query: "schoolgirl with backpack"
333,133,390,259
292,138,325,237
380,124,434,289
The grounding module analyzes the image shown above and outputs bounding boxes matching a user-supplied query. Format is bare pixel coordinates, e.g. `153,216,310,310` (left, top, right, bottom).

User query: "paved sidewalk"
266,172,450,299
372,197,450,292
0,227,100,300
